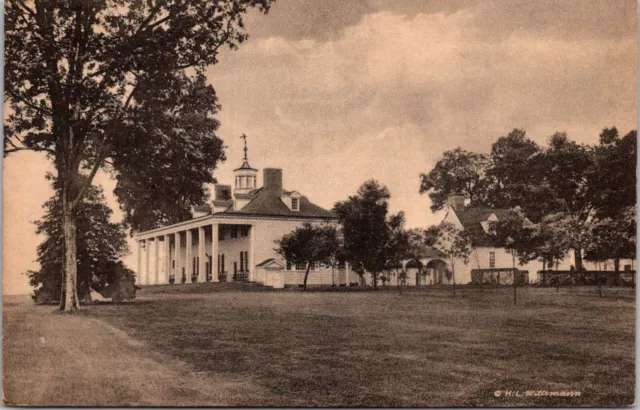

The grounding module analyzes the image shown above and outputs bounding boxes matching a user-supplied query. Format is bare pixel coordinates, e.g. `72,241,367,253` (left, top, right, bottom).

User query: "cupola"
233,134,258,197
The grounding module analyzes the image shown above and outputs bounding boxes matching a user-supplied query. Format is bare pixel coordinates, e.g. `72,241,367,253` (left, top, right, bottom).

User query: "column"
345,262,351,286
154,236,160,285
186,229,193,282
164,234,171,284
175,231,182,283
198,226,206,282
145,238,151,286
248,225,256,282
211,223,219,282
137,240,143,285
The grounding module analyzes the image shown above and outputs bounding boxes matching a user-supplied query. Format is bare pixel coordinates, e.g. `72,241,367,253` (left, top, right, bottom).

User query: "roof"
418,246,448,259
223,187,336,219
233,159,258,172
255,258,285,269
452,206,520,247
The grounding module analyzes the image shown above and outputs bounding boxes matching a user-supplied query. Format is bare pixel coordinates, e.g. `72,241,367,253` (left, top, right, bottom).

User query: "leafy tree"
485,129,543,211
419,148,490,212
5,0,273,311
28,178,131,304
524,133,595,270
382,212,410,291
585,206,636,273
529,217,571,272
433,221,473,297
334,180,392,290
587,128,637,272
589,128,637,220
275,223,340,291
488,211,536,304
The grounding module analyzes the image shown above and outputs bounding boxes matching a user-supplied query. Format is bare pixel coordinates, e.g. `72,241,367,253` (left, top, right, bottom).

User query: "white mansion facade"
134,150,355,288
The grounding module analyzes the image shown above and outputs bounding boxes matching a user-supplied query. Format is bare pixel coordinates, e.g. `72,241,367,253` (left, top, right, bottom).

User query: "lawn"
97,285,635,406
3,285,635,406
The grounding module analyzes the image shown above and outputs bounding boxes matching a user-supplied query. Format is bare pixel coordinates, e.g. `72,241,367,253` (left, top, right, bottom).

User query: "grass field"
3,285,635,406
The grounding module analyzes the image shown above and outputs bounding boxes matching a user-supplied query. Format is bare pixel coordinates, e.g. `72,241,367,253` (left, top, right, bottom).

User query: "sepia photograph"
2,0,637,407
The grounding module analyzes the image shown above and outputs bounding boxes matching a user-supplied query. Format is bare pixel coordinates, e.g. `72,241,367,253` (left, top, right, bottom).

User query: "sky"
3,0,638,295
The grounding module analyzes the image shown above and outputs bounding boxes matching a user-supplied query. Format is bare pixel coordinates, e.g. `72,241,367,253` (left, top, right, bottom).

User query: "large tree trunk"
60,194,80,312
574,246,583,271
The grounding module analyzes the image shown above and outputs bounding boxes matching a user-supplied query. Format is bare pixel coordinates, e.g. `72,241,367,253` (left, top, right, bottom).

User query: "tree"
489,210,536,304
485,129,543,211
5,0,273,311
529,217,571,272
334,180,392,290
382,212,410,292
587,128,637,273
275,223,340,291
28,178,131,304
585,206,636,275
433,221,473,297
419,148,490,212
525,133,595,270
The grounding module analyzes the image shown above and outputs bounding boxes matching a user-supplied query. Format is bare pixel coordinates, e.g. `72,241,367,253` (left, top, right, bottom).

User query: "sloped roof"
224,187,336,219
418,246,448,259
234,159,257,171
256,258,285,269
453,206,520,247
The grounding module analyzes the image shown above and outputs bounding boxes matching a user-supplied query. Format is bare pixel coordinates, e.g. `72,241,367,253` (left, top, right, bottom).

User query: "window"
295,261,306,270
240,251,249,272
240,227,249,237
291,197,300,211
218,254,225,273
489,252,495,268
231,228,238,239
286,260,292,270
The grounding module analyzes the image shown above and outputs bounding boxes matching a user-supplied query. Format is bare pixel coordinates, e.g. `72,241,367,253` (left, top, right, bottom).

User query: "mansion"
134,149,356,288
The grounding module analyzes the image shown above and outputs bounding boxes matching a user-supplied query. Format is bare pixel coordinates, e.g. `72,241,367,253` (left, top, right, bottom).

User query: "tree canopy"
334,180,393,289
28,179,132,303
275,223,340,291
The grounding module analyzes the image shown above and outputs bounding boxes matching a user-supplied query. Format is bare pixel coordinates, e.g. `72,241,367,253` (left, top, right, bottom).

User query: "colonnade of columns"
136,223,253,286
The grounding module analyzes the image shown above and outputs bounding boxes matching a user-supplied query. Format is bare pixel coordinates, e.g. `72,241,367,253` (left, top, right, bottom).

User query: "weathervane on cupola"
233,133,258,195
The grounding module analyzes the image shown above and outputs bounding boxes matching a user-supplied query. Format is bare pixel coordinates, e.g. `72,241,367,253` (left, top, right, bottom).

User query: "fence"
537,270,635,286
471,268,529,285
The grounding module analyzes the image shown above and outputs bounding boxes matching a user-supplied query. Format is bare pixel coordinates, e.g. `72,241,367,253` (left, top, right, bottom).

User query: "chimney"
447,193,465,211
215,184,232,201
263,168,282,191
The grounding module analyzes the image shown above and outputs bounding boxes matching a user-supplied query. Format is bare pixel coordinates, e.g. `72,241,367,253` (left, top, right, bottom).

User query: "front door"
233,262,238,281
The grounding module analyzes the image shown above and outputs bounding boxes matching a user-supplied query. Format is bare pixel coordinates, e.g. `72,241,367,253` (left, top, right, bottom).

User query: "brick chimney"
263,168,282,191
215,184,232,201
447,193,465,211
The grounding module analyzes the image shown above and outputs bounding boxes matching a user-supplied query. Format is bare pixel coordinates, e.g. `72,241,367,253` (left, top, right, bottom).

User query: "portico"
136,219,257,286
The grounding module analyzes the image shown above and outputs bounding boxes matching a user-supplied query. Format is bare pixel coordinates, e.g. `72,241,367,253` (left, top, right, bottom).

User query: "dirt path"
2,296,266,406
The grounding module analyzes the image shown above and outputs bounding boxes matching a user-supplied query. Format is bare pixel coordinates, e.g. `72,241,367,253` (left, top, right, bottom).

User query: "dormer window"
482,214,499,233
281,191,302,212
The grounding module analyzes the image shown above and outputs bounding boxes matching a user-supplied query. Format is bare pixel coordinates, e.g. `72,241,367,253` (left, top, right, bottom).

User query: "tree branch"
15,0,37,19
5,88,53,116
4,146,55,155
70,143,111,210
